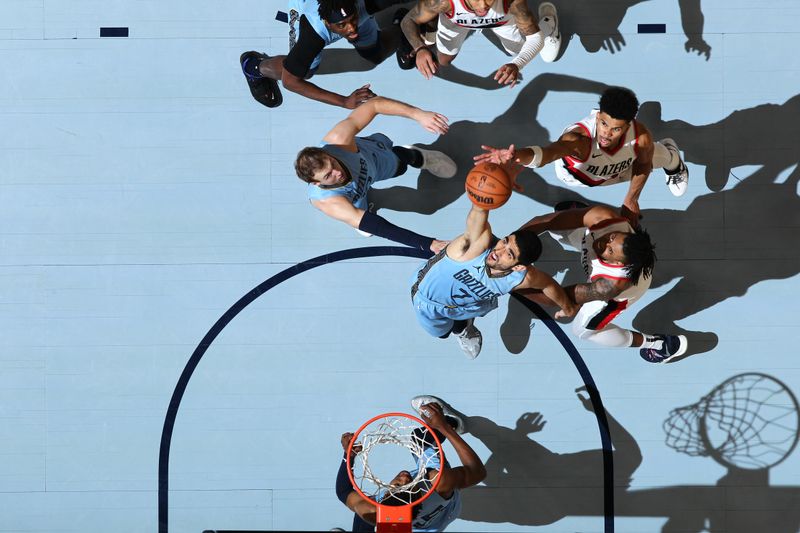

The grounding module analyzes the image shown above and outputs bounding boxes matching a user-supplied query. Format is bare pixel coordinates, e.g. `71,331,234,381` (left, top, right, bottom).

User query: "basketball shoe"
240,51,283,108
640,334,688,363
405,145,457,178
538,3,561,63
661,138,689,196
455,319,482,359
411,395,468,434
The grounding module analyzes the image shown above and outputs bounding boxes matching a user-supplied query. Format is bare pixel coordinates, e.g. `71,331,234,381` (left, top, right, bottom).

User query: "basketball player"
398,0,561,87
517,202,688,363
410,184,576,358
474,86,690,223
240,0,400,108
294,95,456,252
337,397,485,531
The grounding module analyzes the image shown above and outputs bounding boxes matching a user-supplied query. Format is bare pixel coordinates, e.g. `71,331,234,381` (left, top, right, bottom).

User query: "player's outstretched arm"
565,276,630,305
323,96,448,151
514,267,577,318
622,124,654,224
448,204,493,261
518,205,618,235
494,0,544,88
312,197,439,252
475,132,588,169
282,67,375,109
419,403,486,493
336,432,379,525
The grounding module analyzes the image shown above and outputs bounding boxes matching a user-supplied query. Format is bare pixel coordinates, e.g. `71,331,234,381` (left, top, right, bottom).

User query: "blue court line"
158,246,615,532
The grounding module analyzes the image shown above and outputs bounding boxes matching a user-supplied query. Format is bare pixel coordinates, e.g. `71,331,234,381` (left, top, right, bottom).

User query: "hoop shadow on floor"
460,373,800,532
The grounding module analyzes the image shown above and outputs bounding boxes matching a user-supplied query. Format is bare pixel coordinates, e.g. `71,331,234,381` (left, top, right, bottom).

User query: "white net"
350,414,442,505
664,373,800,469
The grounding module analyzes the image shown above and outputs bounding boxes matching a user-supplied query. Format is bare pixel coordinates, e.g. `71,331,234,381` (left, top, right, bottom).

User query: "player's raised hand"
340,432,362,458
344,84,376,109
416,110,449,135
415,48,438,79
473,144,516,165
494,63,520,88
419,402,447,432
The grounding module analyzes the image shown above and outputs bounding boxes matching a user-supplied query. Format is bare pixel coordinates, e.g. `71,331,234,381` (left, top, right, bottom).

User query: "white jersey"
579,218,650,328
554,110,641,187
444,0,513,28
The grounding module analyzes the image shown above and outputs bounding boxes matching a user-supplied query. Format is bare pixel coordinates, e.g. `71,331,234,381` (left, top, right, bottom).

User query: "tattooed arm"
508,0,540,36
494,0,546,86
566,277,630,304
402,0,450,79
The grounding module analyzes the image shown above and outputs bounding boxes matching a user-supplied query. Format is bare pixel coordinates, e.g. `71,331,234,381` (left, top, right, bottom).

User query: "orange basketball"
465,162,512,210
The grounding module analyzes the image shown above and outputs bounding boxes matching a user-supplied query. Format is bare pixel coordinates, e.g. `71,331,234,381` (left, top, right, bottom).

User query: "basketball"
465,162,512,210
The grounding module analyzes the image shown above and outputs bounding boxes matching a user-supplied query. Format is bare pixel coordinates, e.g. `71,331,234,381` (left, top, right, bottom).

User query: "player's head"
596,87,639,149
379,471,433,520
486,230,542,272
318,0,360,40
620,227,656,284
295,147,349,188
596,227,656,284
463,0,494,16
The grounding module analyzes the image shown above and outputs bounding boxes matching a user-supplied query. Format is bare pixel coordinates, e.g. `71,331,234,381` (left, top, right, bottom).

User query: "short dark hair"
380,477,432,520
599,87,639,122
294,147,330,183
621,227,656,284
317,0,357,22
510,230,543,266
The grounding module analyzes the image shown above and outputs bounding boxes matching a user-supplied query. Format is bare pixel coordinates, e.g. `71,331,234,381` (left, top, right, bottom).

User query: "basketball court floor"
1,1,799,531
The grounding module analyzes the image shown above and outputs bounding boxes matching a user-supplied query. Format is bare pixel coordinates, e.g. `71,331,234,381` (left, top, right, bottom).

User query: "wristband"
523,145,544,168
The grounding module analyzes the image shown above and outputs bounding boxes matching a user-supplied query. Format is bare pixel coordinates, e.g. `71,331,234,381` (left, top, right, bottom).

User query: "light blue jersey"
307,133,398,210
288,0,379,72
411,244,527,337
378,448,461,532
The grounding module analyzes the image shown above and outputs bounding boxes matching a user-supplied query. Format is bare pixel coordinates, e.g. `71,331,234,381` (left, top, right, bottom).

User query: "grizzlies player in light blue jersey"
295,95,457,252
337,398,485,532
411,191,576,358
240,0,403,108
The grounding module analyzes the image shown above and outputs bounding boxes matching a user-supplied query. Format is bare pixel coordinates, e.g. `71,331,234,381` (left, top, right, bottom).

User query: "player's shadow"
462,374,800,531
369,72,611,214
459,388,643,525
556,0,710,59
507,152,800,357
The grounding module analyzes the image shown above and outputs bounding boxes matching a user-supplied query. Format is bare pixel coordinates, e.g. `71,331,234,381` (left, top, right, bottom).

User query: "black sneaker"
639,334,688,363
393,9,416,70
240,51,283,108
554,200,589,212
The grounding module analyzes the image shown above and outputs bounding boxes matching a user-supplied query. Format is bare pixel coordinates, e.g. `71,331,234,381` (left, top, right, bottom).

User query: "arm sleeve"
358,210,434,251
283,16,326,78
510,31,544,69
335,457,354,505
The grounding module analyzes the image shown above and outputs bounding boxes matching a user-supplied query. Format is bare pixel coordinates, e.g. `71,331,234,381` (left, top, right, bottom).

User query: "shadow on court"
461,374,800,532
369,73,800,359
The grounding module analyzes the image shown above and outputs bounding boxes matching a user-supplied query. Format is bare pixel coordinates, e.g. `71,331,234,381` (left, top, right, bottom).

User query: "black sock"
392,145,424,168
451,320,468,336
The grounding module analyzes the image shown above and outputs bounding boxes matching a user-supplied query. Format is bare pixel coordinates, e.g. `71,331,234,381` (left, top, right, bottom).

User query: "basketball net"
347,413,444,533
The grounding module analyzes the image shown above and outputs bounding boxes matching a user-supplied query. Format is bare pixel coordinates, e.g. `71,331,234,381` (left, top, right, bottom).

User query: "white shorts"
436,15,523,56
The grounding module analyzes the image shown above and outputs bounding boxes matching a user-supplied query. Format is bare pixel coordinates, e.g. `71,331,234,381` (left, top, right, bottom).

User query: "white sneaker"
454,319,482,359
538,2,561,63
660,138,689,197
411,395,467,434
405,145,457,178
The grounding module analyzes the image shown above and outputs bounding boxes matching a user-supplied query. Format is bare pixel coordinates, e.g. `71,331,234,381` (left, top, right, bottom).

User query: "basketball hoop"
346,412,445,533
